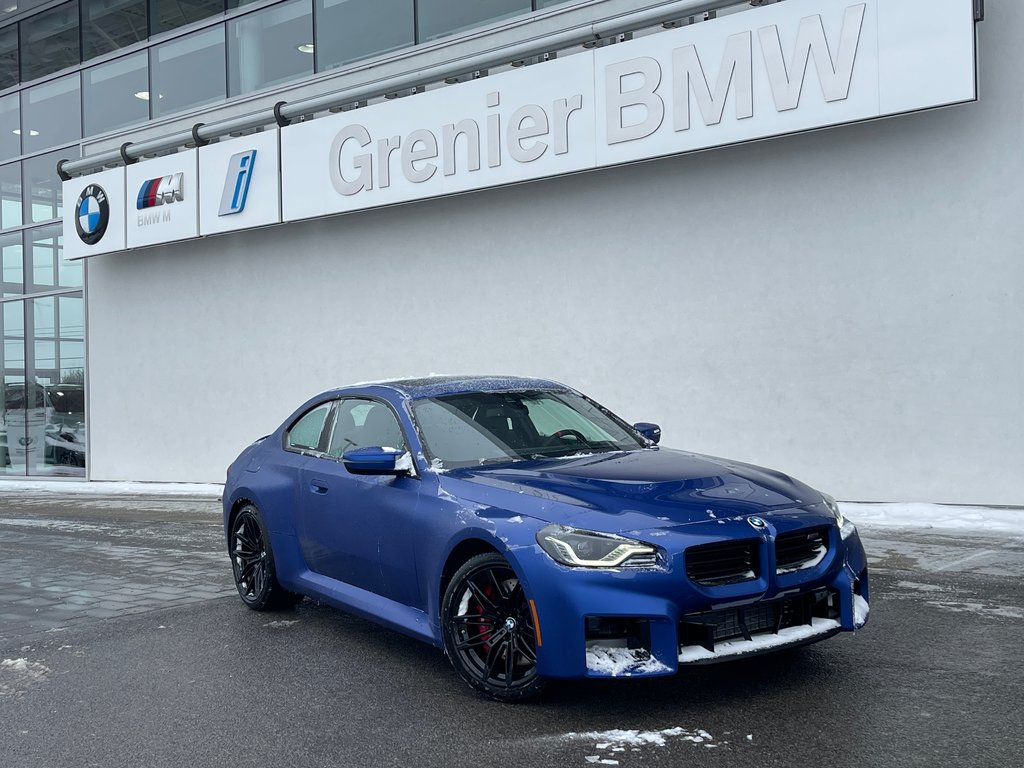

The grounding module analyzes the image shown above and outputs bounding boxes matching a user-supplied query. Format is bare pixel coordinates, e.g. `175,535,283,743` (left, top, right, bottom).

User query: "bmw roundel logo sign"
75,184,110,245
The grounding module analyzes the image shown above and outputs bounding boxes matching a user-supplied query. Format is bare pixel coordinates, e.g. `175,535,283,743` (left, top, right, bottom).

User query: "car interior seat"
360,405,405,450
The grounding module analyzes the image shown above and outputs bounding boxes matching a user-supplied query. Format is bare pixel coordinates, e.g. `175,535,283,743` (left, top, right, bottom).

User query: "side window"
286,402,333,452
328,399,406,457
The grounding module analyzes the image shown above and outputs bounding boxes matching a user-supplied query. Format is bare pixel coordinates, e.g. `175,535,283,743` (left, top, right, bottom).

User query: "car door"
295,397,422,603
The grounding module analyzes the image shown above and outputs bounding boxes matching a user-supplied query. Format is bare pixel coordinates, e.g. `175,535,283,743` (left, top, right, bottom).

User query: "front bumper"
514,520,869,679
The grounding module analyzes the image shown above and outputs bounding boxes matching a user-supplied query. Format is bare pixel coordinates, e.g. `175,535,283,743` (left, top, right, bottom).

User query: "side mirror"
342,446,412,476
633,422,661,445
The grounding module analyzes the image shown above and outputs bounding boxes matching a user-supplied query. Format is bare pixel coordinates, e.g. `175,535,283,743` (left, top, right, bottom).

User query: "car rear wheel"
441,553,544,702
229,504,302,611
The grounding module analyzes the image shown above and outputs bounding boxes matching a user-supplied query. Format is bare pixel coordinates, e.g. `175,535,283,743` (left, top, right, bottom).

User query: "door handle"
309,479,329,495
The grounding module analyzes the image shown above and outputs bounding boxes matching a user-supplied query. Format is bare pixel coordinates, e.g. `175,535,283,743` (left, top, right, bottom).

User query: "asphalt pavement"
0,491,1021,768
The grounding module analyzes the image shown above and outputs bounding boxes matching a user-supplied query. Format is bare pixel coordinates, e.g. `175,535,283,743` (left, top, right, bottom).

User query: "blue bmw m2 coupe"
224,376,869,701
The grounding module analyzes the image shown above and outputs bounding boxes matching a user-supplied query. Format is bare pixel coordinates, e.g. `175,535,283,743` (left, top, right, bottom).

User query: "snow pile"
0,480,223,498
0,658,50,697
854,595,870,627
564,726,725,763
841,502,1022,536
585,646,670,677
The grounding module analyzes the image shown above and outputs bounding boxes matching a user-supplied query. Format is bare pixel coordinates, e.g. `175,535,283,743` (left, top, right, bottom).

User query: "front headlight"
537,525,657,568
822,493,856,539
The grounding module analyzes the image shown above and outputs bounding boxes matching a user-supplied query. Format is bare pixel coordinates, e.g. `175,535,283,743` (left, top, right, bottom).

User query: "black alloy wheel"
442,553,544,702
229,504,301,611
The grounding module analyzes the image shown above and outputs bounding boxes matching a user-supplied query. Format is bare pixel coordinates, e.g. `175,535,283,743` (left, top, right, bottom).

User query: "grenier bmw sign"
63,0,977,259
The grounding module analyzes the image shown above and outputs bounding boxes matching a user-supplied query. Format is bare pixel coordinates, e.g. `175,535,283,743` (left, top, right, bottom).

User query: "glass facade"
20,73,81,153
227,0,312,97
82,51,148,136
0,0,582,480
150,25,225,118
19,2,81,83
315,0,414,71
82,0,148,60
417,0,531,42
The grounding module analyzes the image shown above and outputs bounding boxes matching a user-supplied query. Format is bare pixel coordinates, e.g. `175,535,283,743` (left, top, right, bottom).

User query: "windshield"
411,389,645,469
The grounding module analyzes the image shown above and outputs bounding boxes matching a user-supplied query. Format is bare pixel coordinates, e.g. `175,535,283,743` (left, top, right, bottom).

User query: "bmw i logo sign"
75,184,110,245
747,516,767,530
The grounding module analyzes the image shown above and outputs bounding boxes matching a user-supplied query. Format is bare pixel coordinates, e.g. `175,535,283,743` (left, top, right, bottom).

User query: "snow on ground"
0,658,50,697
0,480,223,499
563,727,726,764
841,502,1021,536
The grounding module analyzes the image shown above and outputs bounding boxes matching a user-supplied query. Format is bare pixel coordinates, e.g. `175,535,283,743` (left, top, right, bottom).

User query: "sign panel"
125,150,199,248
281,52,595,222
280,0,976,224
199,130,281,236
63,167,127,260
593,0,976,166
63,0,977,253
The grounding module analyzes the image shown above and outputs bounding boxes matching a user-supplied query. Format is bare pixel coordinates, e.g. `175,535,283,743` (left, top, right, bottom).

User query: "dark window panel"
315,0,413,71
0,24,18,90
19,2,81,82
1,1,53,18
416,0,530,42
82,0,149,61
149,0,224,36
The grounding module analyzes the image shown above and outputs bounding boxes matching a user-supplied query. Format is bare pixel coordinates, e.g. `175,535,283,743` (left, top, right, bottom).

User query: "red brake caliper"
473,583,496,653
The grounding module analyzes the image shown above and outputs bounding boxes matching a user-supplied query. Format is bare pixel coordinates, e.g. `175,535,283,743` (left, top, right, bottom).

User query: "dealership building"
0,0,1018,505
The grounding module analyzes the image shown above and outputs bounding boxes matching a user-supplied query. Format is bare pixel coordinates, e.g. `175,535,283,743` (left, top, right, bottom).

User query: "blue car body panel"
224,376,869,679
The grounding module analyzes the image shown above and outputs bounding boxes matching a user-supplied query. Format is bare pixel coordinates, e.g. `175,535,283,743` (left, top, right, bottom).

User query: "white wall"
86,6,1023,503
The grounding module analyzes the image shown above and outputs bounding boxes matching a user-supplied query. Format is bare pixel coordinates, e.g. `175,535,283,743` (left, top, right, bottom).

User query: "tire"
229,504,302,611
441,553,544,702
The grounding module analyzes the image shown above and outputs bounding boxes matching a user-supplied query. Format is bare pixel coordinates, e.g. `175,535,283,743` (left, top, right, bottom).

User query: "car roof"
332,375,569,400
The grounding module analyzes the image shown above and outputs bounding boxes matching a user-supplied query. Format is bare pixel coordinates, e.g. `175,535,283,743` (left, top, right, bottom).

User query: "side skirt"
293,569,440,647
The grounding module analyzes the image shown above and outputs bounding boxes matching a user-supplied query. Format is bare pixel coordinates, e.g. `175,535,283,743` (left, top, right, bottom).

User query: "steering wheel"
550,429,589,443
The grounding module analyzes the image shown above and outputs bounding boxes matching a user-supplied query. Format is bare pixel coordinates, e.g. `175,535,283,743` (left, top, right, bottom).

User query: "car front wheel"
229,504,301,611
441,553,544,702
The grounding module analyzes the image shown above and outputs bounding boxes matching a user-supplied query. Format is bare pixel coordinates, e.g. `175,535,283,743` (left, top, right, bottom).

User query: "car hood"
441,448,823,533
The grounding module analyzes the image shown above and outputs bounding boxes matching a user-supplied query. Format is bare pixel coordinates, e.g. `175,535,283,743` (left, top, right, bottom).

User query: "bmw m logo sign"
74,184,109,245
747,516,767,530
137,173,184,209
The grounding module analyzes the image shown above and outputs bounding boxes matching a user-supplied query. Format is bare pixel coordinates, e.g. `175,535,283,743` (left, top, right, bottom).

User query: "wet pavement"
0,493,231,643
0,491,1022,768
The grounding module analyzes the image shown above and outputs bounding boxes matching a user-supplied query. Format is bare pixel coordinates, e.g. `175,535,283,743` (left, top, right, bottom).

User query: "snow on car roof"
334,375,568,399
